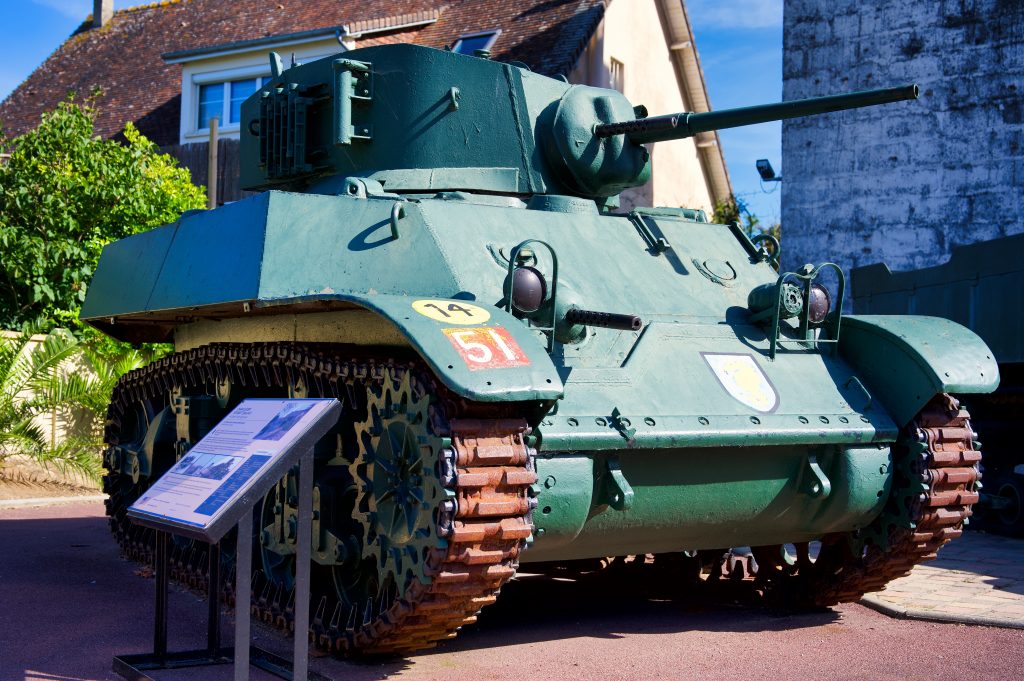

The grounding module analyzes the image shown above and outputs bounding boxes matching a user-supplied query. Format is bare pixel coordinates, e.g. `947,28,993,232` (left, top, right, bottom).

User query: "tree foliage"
0,96,205,331
713,195,782,268
713,195,763,235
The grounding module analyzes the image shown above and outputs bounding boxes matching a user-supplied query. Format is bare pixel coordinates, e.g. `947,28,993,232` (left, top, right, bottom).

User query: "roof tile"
0,0,605,145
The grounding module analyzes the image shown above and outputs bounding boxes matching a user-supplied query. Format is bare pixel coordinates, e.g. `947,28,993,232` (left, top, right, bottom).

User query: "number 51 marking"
443,326,530,370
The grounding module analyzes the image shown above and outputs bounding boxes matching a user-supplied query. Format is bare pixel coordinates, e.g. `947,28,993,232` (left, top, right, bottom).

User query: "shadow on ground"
928,530,1024,596
2,508,850,679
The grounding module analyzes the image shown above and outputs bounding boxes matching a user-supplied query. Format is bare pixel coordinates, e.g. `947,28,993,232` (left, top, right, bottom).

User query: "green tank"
853,234,1024,535
81,43,997,655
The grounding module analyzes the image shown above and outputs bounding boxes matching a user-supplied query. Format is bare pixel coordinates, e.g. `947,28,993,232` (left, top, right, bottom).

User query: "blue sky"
0,1,138,102
687,0,783,226
0,0,783,224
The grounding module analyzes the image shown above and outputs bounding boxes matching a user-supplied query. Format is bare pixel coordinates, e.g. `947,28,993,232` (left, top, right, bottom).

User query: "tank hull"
524,444,891,562
84,188,996,558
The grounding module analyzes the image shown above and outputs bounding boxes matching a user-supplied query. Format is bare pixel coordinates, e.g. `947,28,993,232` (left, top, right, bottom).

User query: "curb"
0,494,107,509
861,595,1024,630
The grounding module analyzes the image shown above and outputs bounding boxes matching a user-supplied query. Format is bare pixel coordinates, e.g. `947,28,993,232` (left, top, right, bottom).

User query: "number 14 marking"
443,326,530,370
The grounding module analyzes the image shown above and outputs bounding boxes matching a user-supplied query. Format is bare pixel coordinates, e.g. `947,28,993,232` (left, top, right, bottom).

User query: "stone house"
0,0,731,213
781,0,1024,278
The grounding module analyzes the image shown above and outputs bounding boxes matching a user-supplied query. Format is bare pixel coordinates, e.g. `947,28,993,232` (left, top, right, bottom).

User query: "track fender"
331,294,563,403
839,315,999,427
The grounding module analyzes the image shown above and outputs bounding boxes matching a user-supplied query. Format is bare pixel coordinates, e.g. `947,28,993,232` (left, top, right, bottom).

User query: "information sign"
128,398,339,543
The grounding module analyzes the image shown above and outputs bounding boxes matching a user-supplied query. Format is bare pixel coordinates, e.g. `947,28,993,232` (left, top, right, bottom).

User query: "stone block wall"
781,0,1023,280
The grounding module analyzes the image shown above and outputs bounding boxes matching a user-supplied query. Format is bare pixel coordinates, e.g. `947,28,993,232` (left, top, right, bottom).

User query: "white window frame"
178,47,336,144
190,64,271,137
451,29,501,55
192,69,270,135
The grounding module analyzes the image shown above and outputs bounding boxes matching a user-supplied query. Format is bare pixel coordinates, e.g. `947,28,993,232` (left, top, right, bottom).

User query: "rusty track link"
102,342,536,656
807,393,981,605
677,393,982,606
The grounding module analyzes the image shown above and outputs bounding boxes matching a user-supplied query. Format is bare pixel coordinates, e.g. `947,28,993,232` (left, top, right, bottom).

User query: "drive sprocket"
347,368,446,613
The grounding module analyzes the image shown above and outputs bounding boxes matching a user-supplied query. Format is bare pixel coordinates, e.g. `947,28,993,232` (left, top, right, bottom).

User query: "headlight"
807,283,831,325
511,266,546,313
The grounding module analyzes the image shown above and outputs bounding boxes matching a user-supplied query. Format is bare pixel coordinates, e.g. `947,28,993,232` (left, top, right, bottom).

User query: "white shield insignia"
702,353,778,413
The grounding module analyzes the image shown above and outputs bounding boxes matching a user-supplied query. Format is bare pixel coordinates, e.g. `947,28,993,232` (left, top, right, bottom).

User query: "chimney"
93,0,113,28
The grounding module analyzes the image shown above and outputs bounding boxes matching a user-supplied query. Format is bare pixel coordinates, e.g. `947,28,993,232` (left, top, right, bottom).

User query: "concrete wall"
569,0,715,214
781,0,1024,280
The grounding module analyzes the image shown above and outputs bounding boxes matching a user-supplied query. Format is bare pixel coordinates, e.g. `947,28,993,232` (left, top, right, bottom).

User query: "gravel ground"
3,501,1022,681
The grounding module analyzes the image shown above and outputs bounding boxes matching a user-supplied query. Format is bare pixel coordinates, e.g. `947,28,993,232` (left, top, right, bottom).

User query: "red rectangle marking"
443,326,531,371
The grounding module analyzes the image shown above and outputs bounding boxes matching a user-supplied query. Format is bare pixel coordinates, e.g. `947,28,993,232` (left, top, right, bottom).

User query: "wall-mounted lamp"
756,158,782,182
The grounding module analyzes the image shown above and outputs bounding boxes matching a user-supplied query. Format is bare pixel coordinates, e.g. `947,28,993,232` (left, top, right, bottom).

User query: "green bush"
0,97,197,477
0,96,205,331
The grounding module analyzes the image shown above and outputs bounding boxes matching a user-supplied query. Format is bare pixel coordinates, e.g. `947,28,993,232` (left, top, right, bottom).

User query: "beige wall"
1,331,94,450
568,0,715,215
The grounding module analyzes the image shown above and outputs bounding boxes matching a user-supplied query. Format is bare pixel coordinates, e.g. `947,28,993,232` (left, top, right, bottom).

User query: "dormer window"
452,30,500,55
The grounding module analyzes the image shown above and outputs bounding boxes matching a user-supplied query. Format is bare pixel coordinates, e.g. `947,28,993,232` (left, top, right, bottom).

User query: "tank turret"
242,43,917,200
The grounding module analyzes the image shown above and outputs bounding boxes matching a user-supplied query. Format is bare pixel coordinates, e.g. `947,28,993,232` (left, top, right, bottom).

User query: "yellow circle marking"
411,299,491,325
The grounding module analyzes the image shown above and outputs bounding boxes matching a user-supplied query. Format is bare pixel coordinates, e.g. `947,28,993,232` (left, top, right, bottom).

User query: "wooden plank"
162,140,244,205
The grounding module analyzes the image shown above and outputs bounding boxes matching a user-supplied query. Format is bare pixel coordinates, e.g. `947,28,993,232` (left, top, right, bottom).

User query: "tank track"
643,393,981,606
809,393,980,604
102,342,536,655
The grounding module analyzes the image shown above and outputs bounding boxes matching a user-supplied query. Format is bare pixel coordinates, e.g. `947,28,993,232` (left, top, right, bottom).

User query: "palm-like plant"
0,329,144,481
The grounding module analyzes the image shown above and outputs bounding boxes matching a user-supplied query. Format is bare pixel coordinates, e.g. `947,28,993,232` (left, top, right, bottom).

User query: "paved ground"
861,530,1024,628
2,500,1022,681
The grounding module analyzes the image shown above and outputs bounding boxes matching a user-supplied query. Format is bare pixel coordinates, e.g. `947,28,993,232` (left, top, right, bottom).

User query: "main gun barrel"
594,84,919,145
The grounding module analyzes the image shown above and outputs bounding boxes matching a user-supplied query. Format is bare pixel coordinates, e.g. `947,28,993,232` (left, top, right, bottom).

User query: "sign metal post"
235,510,252,681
